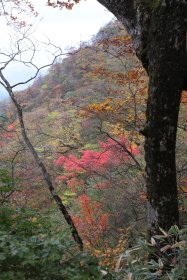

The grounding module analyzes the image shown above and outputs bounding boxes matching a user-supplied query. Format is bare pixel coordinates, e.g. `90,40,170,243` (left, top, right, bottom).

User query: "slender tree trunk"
13,93,84,250
16,95,84,250
0,72,83,250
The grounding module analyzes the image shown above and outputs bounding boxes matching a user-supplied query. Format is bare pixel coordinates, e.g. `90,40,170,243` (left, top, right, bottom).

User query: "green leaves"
0,169,15,193
0,230,103,279
0,206,104,280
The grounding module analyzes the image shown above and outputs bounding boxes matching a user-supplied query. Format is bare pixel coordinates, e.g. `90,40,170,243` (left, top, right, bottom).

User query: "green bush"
0,231,103,279
0,207,106,280
2,196,186,279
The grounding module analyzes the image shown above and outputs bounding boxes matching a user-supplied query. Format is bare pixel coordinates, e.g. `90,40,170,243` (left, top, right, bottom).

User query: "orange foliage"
181,90,187,103
73,194,109,246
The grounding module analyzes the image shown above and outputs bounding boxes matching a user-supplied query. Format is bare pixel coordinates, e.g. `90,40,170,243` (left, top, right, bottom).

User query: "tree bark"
14,93,84,250
97,0,187,235
144,2,186,234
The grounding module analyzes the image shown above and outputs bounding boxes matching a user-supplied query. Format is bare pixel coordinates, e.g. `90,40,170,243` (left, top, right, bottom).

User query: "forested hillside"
0,20,186,279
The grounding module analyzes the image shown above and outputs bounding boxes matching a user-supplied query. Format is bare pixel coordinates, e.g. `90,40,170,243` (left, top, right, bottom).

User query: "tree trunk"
143,2,186,235
97,0,187,235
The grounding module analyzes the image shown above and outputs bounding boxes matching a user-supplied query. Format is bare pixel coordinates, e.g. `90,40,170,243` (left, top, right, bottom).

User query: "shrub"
116,226,187,280
0,207,106,280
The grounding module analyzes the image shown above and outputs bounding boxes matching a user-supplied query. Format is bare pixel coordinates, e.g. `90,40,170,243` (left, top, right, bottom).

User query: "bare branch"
0,31,84,250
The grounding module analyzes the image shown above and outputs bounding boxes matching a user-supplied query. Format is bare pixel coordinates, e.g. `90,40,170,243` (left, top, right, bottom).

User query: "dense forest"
0,19,186,279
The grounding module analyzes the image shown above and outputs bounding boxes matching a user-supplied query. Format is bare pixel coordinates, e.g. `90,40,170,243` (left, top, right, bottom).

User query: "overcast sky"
0,0,114,100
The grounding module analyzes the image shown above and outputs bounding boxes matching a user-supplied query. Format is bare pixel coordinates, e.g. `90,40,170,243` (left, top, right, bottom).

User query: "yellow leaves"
49,139,59,147
31,217,38,223
47,111,59,122
105,105,113,111
179,185,187,193
131,143,138,151
84,228,130,270
89,97,129,116
101,232,128,269
89,98,114,113
28,216,38,224
110,123,124,136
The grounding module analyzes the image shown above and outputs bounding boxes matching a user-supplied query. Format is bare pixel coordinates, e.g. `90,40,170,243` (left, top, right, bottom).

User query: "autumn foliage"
73,194,109,245
54,136,141,246
0,18,186,276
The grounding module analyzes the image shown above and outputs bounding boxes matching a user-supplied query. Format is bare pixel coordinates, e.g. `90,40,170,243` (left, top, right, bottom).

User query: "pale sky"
0,0,114,100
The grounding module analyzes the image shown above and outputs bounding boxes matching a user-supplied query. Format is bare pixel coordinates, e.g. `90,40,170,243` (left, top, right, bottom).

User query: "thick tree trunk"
143,2,186,235
97,0,187,235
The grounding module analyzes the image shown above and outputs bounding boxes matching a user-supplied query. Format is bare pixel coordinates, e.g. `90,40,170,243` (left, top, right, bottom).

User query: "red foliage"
7,123,15,131
55,136,140,175
54,154,83,172
0,122,17,141
73,194,109,245
55,136,140,243
67,177,85,192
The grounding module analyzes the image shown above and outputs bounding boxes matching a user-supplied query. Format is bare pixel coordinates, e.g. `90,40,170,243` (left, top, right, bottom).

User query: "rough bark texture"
98,0,187,235
144,1,186,235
